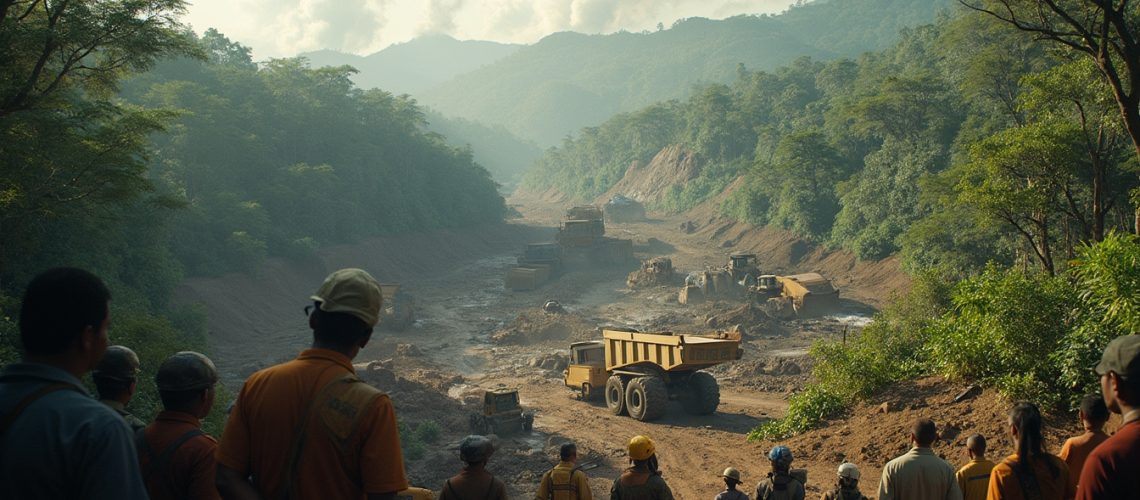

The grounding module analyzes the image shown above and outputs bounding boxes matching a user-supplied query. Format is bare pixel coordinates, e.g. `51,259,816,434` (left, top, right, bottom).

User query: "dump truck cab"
564,341,608,400
469,387,534,435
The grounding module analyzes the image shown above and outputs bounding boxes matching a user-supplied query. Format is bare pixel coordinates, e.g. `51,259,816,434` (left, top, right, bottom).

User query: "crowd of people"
0,266,1137,500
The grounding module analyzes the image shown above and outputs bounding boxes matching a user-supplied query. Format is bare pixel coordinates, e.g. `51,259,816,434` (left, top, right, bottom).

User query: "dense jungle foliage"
522,4,1140,436
0,1,505,432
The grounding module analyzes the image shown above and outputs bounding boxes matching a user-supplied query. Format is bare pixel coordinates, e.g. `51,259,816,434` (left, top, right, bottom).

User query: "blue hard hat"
768,446,793,466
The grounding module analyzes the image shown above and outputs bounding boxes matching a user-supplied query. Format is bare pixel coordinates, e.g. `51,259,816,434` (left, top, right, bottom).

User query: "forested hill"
420,0,955,145
301,35,521,95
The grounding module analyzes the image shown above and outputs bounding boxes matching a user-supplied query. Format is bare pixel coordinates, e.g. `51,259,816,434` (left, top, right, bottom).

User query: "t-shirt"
755,473,804,500
877,447,963,500
440,469,509,500
139,410,220,500
715,488,750,500
1058,430,1108,488
216,348,408,499
1075,418,1140,500
956,458,996,500
987,453,1073,500
0,362,148,500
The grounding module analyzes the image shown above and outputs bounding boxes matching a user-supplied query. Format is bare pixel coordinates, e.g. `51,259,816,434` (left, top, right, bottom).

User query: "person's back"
611,467,674,500
755,472,805,500
956,434,995,500
820,486,866,500
987,453,1072,500
536,443,592,500
877,418,962,500
440,467,508,500
0,267,148,500
1059,394,1110,489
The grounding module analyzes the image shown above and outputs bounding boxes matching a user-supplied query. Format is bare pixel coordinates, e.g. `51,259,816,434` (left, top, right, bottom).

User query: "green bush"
748,385,845,440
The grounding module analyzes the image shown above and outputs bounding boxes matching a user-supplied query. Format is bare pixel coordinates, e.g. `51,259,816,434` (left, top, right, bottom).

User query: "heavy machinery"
748,273,839,316
604,195,646,223
626,257,675,289
468,387,534,435
378,283,415,331
727,253,760,283
564,329,742,421
558,206,606,248
505,243,562,291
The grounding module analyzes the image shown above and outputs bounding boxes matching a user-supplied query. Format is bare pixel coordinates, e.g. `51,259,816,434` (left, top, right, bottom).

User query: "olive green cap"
310,268,383,327
93,345,140,381
156,351,218,391
1096,334,1140,379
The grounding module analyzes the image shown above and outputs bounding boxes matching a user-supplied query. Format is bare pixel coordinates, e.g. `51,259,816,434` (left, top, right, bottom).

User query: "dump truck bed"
602,329,741,372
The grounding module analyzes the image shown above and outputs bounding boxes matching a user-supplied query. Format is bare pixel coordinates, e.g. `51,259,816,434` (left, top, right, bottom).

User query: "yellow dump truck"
564,329,742,421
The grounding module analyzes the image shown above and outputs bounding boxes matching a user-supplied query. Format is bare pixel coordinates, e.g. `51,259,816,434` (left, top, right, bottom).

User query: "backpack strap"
483,474,497,500
139,428,205,486
0,382,77,438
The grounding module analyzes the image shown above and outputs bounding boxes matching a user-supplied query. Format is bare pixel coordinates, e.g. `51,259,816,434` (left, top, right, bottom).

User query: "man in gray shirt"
878,418,963,500
0,268,148,499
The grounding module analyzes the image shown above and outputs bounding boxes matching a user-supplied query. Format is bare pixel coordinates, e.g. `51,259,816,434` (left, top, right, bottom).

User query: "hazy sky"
182,0,792,58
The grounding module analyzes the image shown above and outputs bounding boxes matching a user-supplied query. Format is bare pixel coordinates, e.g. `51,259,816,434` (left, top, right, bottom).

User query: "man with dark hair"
139,351,221,500
441,435,508,500
216,268,408,500
955,434,994,500
94,344,147,433
878,418,962,500
535,442,592,500
0,267,148,499
1077,334,1140,499
1060,393,1109,490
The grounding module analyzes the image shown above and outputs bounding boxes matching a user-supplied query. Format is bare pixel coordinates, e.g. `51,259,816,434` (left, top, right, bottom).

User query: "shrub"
748,385,845,440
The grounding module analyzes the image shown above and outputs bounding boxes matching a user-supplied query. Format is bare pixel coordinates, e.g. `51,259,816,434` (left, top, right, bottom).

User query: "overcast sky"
181,0,792,59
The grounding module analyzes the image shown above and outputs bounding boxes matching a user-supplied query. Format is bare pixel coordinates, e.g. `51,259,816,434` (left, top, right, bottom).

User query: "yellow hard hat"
628,435,655,460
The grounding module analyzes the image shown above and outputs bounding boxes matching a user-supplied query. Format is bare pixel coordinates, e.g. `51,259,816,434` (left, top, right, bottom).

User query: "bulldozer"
748,273,839,317
727,253,760,283
378,283,415,331
564,329,742,421
468,387,534,435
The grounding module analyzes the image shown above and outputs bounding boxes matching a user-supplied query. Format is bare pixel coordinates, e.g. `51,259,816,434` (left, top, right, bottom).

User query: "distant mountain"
418,0,957,146
424,110,543,189
301,34,520,95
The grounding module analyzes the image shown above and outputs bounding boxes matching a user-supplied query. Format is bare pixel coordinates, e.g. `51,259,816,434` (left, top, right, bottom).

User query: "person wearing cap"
139,351,221,500
611,435,674,500
877,418,961,500
93,345,148,434
755,446,804,500
954,434,994,500
216,268,409,500
0,268,148,499
1076,334,1140,499
535,442,592,500
714,467,748,500
440,435,508,500
821,463,867,500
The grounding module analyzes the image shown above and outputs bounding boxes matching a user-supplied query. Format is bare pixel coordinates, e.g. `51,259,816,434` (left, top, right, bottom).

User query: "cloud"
184,0,793,58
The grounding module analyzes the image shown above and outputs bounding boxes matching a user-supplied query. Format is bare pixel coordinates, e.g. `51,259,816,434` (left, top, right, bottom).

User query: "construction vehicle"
468,387,534,435
564,329,742,421
748,273,839,316
727,253,760,283
627,257,675,289
605,195,646,223
518,242,563,275
558,206,606,248
378,283,415,331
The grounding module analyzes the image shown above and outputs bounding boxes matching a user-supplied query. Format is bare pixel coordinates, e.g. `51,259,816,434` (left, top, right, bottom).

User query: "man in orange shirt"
1058,393,1109,487
215,268,408,500
139,351,221,500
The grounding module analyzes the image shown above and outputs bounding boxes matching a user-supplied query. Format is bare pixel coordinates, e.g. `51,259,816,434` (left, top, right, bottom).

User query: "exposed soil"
176,177,1076,499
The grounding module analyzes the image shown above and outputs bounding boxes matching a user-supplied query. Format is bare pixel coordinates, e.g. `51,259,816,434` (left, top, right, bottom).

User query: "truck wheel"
605,375,626,415
681,371,720,415
523,413,534,432
582,383,598,401
625,376,668,421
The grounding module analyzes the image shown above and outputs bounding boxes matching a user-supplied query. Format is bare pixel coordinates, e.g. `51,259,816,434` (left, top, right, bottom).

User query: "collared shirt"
0,362,148,500
1076,419,1140,500
878,447,963,500
535,460,592,500
217,348,408,499
100,398,148,433
988,453,1073,500
141,410,220,500
956,458,995,500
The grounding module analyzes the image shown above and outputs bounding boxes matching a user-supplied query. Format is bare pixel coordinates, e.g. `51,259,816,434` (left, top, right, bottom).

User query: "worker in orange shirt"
215,268,408,499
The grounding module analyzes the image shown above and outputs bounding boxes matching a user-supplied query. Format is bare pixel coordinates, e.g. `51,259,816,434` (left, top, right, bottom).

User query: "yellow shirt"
956,459,996,500
535,461,592,500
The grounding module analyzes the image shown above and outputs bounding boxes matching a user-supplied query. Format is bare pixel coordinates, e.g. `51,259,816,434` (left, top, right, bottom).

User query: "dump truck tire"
625,376,668,421
681,371,720,415
606,375,626,415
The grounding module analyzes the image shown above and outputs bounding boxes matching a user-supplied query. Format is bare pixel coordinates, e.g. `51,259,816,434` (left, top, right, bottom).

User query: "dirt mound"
491,309,598,345
597,145,702,205
752,377,1085,498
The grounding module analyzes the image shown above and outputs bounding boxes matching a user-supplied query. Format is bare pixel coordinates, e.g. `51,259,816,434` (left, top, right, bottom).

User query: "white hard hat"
838,462,860,480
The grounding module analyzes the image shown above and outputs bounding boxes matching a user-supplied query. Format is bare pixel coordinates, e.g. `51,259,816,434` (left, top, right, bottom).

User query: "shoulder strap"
0,382,77,438
141,428,206,483
483,474,497,500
